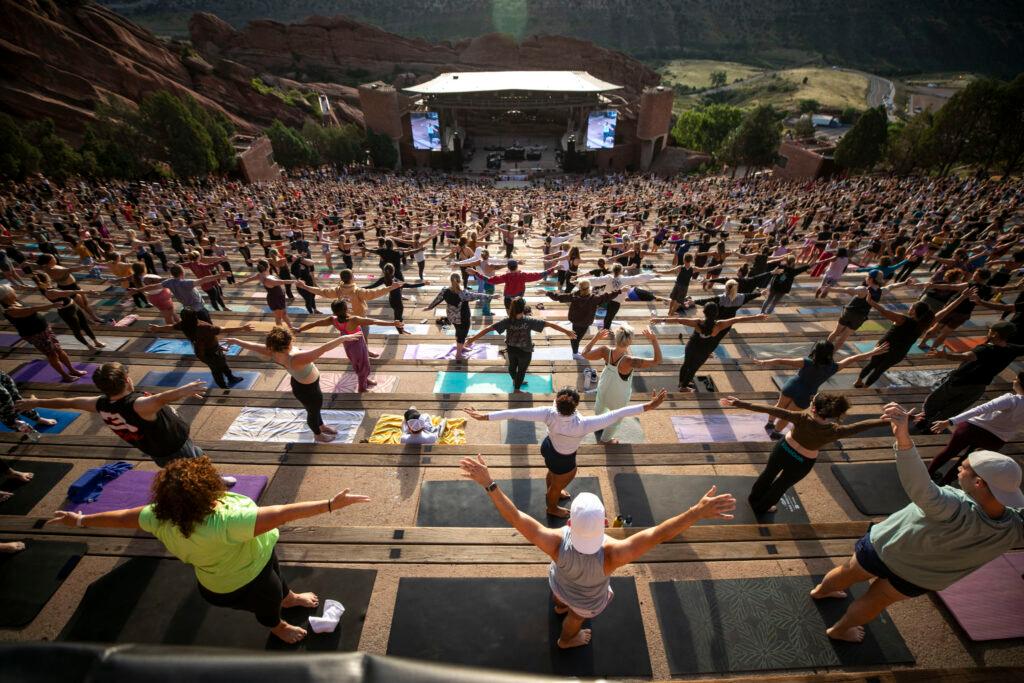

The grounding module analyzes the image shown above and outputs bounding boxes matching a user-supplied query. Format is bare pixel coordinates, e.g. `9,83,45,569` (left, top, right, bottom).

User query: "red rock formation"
188,13,659,98
0,0,355,139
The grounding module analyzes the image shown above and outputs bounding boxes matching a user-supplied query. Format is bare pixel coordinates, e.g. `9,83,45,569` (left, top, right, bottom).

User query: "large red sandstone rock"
188,12,658,98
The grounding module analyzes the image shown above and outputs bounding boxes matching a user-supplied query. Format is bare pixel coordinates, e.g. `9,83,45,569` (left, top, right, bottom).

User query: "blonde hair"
613,323,634,347
725,279,739,294
0,284,15,306
577,278,591,294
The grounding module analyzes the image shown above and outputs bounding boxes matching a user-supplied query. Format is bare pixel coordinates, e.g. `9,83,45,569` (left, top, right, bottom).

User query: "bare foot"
70,369,87,377
554,605,569,615
366,379,377,387
367,350,380,359
767,505,777,513
0,491,12,504
281,590,319,609
9,470,33,483
60,375,77,383
320,424,338,435
92,340,107,348
557,628,592,649
602,438,620,445
547,506,570,518
34,418,57,427
827,625,865,642
0,541,25,553
558,490,571,500
853,380,864,389
270,621,308,644
810,585,848,600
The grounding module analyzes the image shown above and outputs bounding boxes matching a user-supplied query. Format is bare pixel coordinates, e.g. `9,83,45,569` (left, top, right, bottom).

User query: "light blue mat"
433,371,554,394
145,339,242,356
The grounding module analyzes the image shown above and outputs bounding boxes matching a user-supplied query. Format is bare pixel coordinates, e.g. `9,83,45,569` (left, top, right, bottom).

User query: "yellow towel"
368,414,466,445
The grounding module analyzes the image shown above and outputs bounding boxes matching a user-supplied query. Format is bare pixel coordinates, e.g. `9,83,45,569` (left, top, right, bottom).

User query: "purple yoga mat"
938,553,1024,641
0,333,21,348
63,470,269,513
10,360,98,385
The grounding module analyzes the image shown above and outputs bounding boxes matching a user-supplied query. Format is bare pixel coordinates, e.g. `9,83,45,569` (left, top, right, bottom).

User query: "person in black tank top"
16,362,209,468
855,301,936,387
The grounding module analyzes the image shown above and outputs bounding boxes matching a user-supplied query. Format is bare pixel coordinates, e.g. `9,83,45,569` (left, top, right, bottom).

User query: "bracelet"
485,481,498,493
327,499,333,513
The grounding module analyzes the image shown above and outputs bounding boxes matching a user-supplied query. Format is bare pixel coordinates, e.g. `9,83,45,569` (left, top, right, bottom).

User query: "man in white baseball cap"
459,453,735,649
812,403,1024,643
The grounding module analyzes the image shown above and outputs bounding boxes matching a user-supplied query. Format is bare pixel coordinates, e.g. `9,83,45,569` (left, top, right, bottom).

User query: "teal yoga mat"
433,371,554,394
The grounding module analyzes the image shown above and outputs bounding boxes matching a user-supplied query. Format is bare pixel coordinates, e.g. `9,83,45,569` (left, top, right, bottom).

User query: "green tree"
840,107,862,125
834,105,888,171
23,119,81,181
0,114,41,180
709,70,727,89
718,105,782,171
80,100,150,179
266,120,314,169
798,98,820,114
670,104,743,155
366,129,398,169
930,78,1005,175
138,91,216,178
996,73,1024,175
793,116,815,138
184,97,236,174
884,112,936,175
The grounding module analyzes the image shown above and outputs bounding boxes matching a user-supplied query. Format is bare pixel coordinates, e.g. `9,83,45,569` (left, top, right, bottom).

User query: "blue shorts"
854,533,928,597
541,436,577,475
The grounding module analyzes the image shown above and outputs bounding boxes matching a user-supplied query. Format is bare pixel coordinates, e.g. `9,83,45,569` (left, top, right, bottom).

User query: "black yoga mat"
417,477,601,528
0,461,73,515
387,577,651,678
831,462,911,516
613,473,809,526
651,575,914,675
501,419,538,445
634,375,717,393
771,372,861,392
0,539,86,627
61,558,376,651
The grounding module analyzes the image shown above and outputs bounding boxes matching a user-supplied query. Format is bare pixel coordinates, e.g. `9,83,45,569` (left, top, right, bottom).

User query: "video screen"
411,111,441,151
585,110,617,150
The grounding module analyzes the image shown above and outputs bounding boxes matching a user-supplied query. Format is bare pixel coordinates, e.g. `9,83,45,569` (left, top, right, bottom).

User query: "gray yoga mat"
417,477,602,528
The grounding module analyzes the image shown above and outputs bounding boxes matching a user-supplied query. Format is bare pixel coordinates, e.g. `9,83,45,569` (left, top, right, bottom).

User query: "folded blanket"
368,414,466,445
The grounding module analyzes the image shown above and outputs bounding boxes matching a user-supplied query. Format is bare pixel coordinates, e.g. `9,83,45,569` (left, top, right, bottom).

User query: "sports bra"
609,350,633,380
274,352,318,383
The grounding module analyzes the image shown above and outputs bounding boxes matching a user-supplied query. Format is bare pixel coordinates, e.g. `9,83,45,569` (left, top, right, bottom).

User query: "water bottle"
583,368,592,391
15,420,40,443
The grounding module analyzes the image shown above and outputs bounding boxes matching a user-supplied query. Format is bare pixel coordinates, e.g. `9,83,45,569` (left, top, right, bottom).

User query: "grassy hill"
100,0,1024,77
672,67,872,112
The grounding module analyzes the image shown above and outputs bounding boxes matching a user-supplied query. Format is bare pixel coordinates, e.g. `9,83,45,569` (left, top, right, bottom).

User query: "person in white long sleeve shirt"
464,388,667,517
927,370,1024,484
587,263,662,329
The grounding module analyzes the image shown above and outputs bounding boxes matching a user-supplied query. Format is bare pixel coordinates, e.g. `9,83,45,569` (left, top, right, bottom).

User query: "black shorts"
838,311,868,330
541,436,577,475
854,533,928,597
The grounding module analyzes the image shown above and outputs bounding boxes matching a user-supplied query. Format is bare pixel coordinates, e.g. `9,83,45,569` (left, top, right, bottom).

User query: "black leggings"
602,301,620,329
205,286,228,311
894,258,921,283
506,346,532,391
678,347,712,389
455,320,470,344
58,305,97,346
857,352,904,387
154,250,169,272
570,324,589,355
201,351,237,390
291,376,324,434
417,260,425,280
748,439,816,515
298,287,317,314
198,551,289,628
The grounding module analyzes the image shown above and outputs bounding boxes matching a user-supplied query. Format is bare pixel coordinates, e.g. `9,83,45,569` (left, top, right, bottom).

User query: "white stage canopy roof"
405,71,622,95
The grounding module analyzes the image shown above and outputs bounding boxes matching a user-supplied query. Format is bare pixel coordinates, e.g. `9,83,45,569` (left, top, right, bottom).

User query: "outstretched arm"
134,381,207,418
752,356,805,368
836,342,890,369
254,489,370,535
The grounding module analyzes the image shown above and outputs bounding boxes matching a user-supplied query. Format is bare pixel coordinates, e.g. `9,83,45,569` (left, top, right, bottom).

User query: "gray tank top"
548,528,611,614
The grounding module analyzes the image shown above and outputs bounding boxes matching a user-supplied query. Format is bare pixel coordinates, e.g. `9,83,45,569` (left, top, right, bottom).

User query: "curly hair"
812,392,850,419
265,326,293,353
151,456,225,538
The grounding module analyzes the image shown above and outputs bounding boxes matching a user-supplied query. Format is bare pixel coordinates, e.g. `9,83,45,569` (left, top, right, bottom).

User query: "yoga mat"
0,333,22,347
139,370,260,390
860,320,886,333
614,473,808,526
61,558,376,652
944,336,985,353
878,369,948,389
64,471,268,514
831,463,910,516
222,408,364,443
53,335,129,351
10,360,98,385
387,577,651,678
417,477,602,528
0,461,73,515
403,343,499,360
583,416,645,444
736,342,816,360
530,346,576,361
772,372,860,392
797,306,843,315
500,419,537,445
368,323,430,335
651,576,914,675
434,371,553,394
672,413,777,443
262,306,308,315
144,339,242,356
938,553,1024,641
0,409,79,435
631,344,686,360
0,540,86,628
275,372,398,394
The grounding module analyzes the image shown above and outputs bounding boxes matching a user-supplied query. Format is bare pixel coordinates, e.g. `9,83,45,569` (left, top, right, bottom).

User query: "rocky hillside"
0,0,362,139
188,12,658,98
102,0,1024,77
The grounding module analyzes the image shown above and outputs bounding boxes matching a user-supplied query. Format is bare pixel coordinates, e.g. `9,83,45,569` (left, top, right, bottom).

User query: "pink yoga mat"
938,553,1024,641
671,413,789,443
64,470,268,514
403,344,499,360
276,371,398,394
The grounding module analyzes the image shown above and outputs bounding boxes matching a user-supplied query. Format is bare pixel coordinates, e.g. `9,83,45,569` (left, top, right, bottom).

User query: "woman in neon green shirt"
46,457,369,644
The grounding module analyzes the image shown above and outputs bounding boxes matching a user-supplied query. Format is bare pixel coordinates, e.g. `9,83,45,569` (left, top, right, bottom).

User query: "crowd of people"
1,169,1022,652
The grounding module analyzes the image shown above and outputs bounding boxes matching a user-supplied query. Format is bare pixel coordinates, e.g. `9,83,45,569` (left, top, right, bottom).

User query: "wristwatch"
485,481,499,493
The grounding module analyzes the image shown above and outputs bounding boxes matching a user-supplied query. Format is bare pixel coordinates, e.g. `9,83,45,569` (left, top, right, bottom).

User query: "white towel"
308,599,345,634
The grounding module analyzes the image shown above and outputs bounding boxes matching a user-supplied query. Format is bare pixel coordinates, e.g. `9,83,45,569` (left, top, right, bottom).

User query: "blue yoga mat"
0,408,79,434
797,306,843,315
434,371,554,394
145,339,242,356
632,344,686,360
138,370,260,390
262,306,309,315
850,341,881,354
